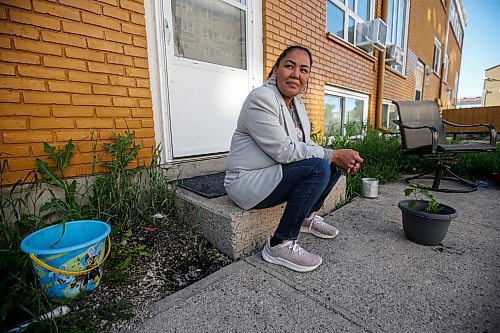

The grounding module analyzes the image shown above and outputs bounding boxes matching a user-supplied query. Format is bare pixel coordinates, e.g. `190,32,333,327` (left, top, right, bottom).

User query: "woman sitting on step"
224,45,363,272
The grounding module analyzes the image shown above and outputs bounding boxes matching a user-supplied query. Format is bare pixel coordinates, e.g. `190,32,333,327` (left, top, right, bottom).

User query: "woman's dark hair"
267,45,313,79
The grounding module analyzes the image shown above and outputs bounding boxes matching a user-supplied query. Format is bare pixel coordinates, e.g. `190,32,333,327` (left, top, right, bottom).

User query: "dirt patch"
74,221,232,332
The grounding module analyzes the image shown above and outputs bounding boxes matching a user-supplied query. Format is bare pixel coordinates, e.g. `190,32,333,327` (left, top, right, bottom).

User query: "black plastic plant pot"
398,200,459,246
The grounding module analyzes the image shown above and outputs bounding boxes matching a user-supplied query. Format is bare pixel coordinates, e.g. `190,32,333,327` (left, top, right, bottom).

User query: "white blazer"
224,81,327,209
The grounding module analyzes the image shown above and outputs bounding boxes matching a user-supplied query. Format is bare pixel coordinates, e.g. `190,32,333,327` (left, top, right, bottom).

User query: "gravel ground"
75,221,232,332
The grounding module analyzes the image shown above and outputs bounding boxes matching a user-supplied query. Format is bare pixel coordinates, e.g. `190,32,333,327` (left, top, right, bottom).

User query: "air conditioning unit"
385,44,404,66
355,18,387,52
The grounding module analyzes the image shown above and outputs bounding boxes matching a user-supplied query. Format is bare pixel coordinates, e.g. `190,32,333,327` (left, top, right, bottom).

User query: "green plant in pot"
398,184,458,246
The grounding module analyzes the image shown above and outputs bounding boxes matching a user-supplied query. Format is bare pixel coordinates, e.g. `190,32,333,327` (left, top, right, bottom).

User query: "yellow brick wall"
0,0,461,185
0,0,154,185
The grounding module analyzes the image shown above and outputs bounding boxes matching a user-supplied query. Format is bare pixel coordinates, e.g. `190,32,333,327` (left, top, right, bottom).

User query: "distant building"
483,64,500,106
457,96,482,109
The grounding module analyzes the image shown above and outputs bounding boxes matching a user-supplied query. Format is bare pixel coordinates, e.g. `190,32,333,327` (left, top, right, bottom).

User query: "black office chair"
393,100,497,193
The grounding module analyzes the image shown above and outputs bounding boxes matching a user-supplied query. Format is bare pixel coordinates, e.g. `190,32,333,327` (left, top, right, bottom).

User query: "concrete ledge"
175,175,346,259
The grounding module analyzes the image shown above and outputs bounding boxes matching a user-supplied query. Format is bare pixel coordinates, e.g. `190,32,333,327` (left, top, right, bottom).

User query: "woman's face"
273,48,311,106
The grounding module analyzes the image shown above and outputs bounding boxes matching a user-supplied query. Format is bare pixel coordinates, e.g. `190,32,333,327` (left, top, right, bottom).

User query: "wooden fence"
442,106,500,133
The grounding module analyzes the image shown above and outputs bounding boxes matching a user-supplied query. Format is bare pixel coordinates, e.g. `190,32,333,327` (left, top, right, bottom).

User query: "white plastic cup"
362,178,379,198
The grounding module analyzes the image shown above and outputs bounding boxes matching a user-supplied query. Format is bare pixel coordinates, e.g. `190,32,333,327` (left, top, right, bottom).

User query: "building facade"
0,0,466,185
457,96,481,109
483,64,500,107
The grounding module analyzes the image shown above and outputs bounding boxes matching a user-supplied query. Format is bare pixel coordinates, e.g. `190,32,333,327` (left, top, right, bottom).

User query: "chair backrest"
394,100,446,151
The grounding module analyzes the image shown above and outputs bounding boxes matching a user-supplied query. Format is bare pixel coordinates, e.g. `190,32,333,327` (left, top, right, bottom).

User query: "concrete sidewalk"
133,180,500,333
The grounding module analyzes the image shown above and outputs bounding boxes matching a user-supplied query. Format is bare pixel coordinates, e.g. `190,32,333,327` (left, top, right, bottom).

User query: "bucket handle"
29,236,111,276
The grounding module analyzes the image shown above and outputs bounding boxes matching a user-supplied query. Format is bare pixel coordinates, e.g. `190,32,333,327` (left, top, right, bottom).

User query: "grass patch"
320,124,499,201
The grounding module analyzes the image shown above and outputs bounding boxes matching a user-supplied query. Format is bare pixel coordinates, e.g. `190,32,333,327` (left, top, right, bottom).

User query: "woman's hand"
332,149,363,175
345,162,361,175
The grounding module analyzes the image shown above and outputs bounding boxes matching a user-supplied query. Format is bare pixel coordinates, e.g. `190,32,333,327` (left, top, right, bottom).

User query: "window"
324,86,369,137
326,0,373,45
454,71,459,105
415,60,425,100
432,37,442,74
172,0,247,69
443,53,449,83
381,101,398,132
449,0,464,47
386,0,409,73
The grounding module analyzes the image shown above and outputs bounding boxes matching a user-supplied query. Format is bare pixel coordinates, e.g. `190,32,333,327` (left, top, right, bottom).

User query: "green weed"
318,124,498,202
0,131,179,332
451,144,500,180
322,125,406,200
35,140,90,224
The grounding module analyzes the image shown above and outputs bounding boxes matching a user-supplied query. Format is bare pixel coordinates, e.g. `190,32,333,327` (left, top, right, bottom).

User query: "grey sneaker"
261,238,322,272
300,214,339,239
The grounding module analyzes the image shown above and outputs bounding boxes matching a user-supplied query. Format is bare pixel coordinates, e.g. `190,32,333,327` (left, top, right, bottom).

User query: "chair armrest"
393,120,440,152
443,119,492,128
442,120,497,146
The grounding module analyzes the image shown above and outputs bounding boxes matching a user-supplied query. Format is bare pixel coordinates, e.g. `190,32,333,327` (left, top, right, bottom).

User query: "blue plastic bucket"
20,220,111,299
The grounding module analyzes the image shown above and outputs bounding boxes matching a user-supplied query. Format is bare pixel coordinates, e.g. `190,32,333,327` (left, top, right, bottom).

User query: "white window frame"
324,85,369,137
449,0,464,46
415,60,425,100
454,70,460,105
382,100,398,132
386,0,410,74
433,37,442,75
326,0,375,45
443,53,449,84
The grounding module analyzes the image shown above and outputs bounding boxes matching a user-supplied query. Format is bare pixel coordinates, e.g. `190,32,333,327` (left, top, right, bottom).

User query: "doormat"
178,172,227,199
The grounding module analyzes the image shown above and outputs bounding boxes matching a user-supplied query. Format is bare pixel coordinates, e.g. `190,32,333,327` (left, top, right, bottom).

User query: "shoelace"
306,214,324,231
279,240,304,255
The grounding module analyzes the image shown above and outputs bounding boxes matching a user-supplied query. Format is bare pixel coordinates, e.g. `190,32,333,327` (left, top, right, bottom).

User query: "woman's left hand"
332,149,363,174
346,162,361,175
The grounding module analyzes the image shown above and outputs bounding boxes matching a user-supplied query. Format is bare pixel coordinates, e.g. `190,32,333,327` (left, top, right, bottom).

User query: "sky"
457,0,500,99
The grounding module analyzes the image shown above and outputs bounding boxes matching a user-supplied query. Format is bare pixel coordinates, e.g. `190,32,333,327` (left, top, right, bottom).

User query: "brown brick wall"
383,48,417,102
409,0,447,67
384,0,454,106
263,0,458,133
445,22,463,106
0,0,154,185
406,0,455,104
263,0,379,130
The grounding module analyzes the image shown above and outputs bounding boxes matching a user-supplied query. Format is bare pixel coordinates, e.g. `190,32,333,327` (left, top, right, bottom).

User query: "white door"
165,0,255,157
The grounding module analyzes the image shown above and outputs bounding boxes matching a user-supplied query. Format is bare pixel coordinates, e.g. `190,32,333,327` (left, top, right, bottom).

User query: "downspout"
375,0,389,129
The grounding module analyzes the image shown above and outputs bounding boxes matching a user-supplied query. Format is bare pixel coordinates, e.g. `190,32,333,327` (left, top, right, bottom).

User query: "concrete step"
175,175,346,259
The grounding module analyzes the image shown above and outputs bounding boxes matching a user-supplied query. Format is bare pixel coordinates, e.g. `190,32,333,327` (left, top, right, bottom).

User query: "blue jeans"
254,158,341,241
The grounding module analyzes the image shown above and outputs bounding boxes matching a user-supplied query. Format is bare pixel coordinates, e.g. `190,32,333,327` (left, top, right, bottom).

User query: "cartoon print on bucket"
35,241,106,298
20,220,111,300
81,246,103,291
